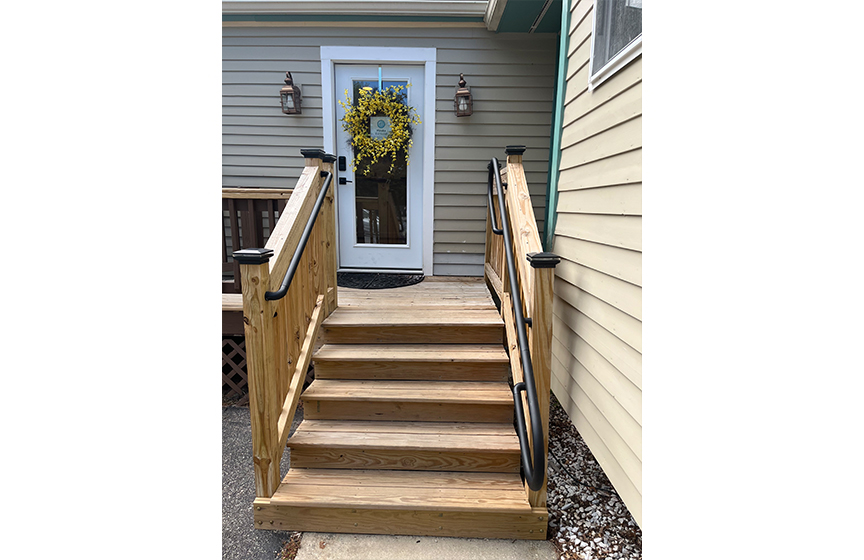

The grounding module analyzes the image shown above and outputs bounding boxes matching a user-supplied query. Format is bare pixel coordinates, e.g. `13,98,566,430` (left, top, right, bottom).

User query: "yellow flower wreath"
339,85,421,175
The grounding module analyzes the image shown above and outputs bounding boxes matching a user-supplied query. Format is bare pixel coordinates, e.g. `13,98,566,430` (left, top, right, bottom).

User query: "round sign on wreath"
339,84,421,175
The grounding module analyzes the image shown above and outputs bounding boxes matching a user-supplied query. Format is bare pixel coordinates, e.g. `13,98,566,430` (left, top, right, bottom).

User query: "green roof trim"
497,0,562,33
223,14,485,23
543,0,569,251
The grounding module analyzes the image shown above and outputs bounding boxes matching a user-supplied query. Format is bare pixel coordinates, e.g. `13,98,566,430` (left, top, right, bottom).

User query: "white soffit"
223,0,489,16
484,0,507,31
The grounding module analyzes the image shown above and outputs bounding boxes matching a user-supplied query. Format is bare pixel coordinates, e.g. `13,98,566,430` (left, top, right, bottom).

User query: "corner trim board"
543,0,571,251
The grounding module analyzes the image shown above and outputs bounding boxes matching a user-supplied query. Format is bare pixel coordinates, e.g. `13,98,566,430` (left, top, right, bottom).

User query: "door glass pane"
352,80,409,245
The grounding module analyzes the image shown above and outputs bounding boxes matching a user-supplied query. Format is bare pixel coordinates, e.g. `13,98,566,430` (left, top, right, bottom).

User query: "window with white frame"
590,0,642,88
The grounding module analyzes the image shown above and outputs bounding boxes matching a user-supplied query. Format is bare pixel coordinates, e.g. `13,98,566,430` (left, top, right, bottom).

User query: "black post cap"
233,248,274,265
526,251,561,269
300,148,326,159
505,145,527,156
322,153,337,163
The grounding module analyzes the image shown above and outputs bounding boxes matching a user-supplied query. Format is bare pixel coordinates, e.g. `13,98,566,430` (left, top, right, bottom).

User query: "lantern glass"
454,74,472,117
454,92,472,117
280,72,302,114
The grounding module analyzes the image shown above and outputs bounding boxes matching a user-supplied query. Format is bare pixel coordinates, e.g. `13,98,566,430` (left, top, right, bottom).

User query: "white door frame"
321,46,436,276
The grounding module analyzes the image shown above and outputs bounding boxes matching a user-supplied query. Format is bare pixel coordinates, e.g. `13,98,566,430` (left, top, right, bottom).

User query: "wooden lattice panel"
223,336,249,404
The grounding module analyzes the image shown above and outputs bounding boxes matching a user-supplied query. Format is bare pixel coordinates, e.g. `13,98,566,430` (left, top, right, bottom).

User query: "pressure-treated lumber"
254,469,548,539
301,394,511,424
243,274,552,538
321,159,338,315
505,152,544,317
526,265,553,507
241,260,281,498
304,401,512,423
300,379,513,422
221,293,243,312
276,295,324,450
222,187,293,200
297,419,516,436
484,262,505,303
288,432,517,455
264,160,325,291
271,472,527,510
280,468,522,489
482,155,554,509
290,446,520,472
313,344,508,381
321,308,504,344
254,500,547,540
302,380,512,401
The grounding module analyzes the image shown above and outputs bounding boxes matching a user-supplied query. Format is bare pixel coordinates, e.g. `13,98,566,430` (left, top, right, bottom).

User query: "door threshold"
338,268,423,274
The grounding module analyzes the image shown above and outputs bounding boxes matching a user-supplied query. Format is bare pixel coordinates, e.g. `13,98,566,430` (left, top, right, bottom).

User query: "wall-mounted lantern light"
454,73,473,117
280,72,302,114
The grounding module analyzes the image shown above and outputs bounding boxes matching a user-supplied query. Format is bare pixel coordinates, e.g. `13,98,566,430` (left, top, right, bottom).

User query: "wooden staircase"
254,280,548,539
236,148,556,541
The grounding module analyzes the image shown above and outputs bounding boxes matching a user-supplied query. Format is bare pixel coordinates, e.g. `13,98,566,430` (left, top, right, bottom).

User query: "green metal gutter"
543,0,570,251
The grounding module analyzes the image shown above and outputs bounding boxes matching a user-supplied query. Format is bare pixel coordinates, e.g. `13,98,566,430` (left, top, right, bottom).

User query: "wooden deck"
251,277,548,539
336,277,499,309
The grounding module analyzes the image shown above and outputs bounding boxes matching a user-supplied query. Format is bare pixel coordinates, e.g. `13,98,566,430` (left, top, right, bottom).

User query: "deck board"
302,379,512,404
336,277,497,310
222,293,243,312
289,420,519,452
297,419,515,436
271,469,531,512
280,468,522,490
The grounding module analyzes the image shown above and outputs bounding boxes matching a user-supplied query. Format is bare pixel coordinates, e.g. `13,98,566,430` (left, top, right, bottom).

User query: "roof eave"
484,0,507,31
223,1,488,17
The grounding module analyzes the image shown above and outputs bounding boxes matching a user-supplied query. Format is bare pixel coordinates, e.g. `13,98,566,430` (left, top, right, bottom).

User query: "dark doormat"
337,272,425,290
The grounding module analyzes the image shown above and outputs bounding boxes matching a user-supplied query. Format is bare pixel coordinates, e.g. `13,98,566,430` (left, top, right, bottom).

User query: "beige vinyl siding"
222,26,556,276
550,0,642,525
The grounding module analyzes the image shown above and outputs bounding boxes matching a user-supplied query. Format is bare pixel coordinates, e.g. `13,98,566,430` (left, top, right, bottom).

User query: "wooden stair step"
337,293,497,310
302,379,513,402
298,419,516,436
272,469,528,511
320,308,504,344
257,469,548,539
300,380,514,422
312,344,509,381
288,420,520,472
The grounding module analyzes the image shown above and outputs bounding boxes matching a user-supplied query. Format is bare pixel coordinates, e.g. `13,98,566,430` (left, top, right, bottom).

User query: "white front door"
334,64,425,271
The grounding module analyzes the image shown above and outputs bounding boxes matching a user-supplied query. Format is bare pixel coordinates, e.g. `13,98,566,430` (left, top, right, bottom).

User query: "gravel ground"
545,394,642,560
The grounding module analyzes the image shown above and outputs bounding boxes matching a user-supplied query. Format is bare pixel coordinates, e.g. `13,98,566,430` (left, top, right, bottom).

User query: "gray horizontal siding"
223,25,556,276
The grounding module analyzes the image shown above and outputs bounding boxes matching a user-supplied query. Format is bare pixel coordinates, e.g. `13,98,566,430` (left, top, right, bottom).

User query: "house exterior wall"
223,25,556,276
549,0,642,525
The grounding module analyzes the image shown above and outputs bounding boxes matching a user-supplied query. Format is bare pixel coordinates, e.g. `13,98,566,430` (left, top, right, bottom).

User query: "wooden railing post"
233,148,340,511
235,248,282,498
321,154,338,315
526,253,559,508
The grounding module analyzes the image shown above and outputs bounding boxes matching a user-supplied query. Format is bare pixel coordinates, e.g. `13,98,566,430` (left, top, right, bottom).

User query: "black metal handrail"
264,170,333,301
487,157,545,491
